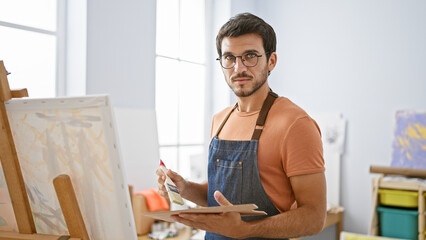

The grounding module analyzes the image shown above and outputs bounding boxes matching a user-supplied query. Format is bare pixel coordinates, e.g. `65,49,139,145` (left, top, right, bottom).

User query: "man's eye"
246,53,257,59
224,55,235,61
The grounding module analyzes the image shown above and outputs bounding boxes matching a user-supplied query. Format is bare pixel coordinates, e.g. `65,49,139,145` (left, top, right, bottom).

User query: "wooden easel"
0,60,90,240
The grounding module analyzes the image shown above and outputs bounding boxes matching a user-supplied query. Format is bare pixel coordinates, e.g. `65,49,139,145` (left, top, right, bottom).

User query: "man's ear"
268,52,277,72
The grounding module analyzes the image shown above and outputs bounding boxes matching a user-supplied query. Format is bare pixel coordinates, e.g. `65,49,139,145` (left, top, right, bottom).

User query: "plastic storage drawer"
378,189,418,208
377,206,418,240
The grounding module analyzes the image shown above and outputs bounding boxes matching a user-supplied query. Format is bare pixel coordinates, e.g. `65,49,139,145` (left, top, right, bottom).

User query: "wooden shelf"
370,175,425,240
378,179,425,191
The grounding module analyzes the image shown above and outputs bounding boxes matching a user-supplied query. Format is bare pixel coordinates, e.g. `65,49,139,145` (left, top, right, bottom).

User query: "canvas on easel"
1,60,90,239
1,95,137,240
0,59,137,240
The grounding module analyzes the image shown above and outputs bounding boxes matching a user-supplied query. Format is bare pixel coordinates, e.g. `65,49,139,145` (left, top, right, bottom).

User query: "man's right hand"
156,167,187,200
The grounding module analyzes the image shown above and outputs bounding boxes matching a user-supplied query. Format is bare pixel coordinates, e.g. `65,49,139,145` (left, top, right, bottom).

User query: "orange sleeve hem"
286,167,325,178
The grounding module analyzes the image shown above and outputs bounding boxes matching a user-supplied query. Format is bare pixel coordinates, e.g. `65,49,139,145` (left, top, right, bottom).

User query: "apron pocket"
215,159,243,204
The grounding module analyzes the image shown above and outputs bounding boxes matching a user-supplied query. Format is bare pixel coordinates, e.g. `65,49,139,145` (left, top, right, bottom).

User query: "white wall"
86,0,156,109
229,0,426,238
85,0,158,192
66,0,87,96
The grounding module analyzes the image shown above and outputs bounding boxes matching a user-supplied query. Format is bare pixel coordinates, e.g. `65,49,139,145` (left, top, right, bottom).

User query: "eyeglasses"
216,52,266,69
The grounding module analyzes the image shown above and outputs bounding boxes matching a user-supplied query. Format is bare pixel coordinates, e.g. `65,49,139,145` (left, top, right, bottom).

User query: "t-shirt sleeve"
282,116,325,177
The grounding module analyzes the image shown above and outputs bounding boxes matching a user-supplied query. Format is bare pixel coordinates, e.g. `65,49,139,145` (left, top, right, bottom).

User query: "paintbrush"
159,159,184,205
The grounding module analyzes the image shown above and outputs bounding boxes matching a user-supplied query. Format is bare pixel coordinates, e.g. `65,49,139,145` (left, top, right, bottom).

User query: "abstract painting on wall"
0,95,137,239
391,110,426,169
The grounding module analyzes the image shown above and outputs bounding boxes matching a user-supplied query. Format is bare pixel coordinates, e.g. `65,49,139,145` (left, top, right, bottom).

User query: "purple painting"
391,110,426,169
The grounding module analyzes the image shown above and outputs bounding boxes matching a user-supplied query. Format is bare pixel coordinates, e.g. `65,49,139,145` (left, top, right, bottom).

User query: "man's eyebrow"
243,49,260,54
222,49,260,56
222,51,233,56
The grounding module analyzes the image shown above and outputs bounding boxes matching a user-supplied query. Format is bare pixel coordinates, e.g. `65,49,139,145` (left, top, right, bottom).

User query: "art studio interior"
0,0,426,240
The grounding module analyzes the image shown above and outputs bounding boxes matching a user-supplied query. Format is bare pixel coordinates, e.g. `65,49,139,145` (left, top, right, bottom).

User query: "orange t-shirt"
210,97,325,212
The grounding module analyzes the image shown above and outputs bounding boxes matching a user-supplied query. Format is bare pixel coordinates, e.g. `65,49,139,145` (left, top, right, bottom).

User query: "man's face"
220,33,276,97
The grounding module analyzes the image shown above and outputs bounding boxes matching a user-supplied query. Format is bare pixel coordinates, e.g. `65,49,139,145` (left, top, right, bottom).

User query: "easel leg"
0,61,35,234
53,174,90,240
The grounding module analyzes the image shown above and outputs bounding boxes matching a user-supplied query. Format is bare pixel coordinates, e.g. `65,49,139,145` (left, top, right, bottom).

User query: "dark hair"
216,13,276,60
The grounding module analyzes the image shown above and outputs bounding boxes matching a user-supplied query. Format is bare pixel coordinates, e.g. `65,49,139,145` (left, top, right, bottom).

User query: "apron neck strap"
213,103,238,137
251,91,278,140
214,91,278,140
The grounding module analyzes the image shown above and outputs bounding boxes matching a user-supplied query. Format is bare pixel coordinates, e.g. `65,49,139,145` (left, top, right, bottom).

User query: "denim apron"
206,91,289,240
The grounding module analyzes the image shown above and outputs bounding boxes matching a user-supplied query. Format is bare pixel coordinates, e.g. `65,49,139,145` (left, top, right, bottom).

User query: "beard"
226,64,269,97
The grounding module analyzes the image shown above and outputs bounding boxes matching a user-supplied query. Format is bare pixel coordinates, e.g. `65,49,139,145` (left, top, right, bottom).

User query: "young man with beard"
157,13,326,239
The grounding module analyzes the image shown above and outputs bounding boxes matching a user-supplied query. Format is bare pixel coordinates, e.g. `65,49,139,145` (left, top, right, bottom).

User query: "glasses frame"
216,52,267,69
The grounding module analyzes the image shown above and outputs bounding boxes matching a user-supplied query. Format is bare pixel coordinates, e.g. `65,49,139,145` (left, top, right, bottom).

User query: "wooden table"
291,208,344,240
138,208,344,240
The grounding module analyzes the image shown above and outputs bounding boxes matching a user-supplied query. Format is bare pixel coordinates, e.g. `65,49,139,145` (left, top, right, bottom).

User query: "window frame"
155,0,207,180
0,0,67,97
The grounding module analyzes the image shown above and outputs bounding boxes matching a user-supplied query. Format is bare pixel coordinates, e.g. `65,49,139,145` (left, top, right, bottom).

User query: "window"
0,0,65,98
155,0,206,180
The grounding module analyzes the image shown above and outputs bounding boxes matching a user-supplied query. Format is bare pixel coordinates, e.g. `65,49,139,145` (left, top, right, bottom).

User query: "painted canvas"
391,110,426,169
1,95,137,239
310,113,346,207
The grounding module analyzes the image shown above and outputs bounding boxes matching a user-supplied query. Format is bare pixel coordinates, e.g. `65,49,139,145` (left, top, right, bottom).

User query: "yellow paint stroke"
406,123,426,140
397,136,411,148
406,125,421,139
414,123,426,139
406,152,413,160
398,136,405,146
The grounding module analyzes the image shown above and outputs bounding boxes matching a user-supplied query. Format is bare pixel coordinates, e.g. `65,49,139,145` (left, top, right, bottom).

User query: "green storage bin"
377,206,418,240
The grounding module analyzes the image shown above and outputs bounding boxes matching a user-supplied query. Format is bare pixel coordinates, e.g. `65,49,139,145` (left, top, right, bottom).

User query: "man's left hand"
171,190,249,239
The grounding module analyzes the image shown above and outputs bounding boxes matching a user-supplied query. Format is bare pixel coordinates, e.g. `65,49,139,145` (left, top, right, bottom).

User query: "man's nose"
234,57,247,73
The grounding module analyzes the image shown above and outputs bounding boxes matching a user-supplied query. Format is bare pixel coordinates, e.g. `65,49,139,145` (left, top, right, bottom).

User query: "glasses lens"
242,53,258,67
219,53,261,68
221,55,235,69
